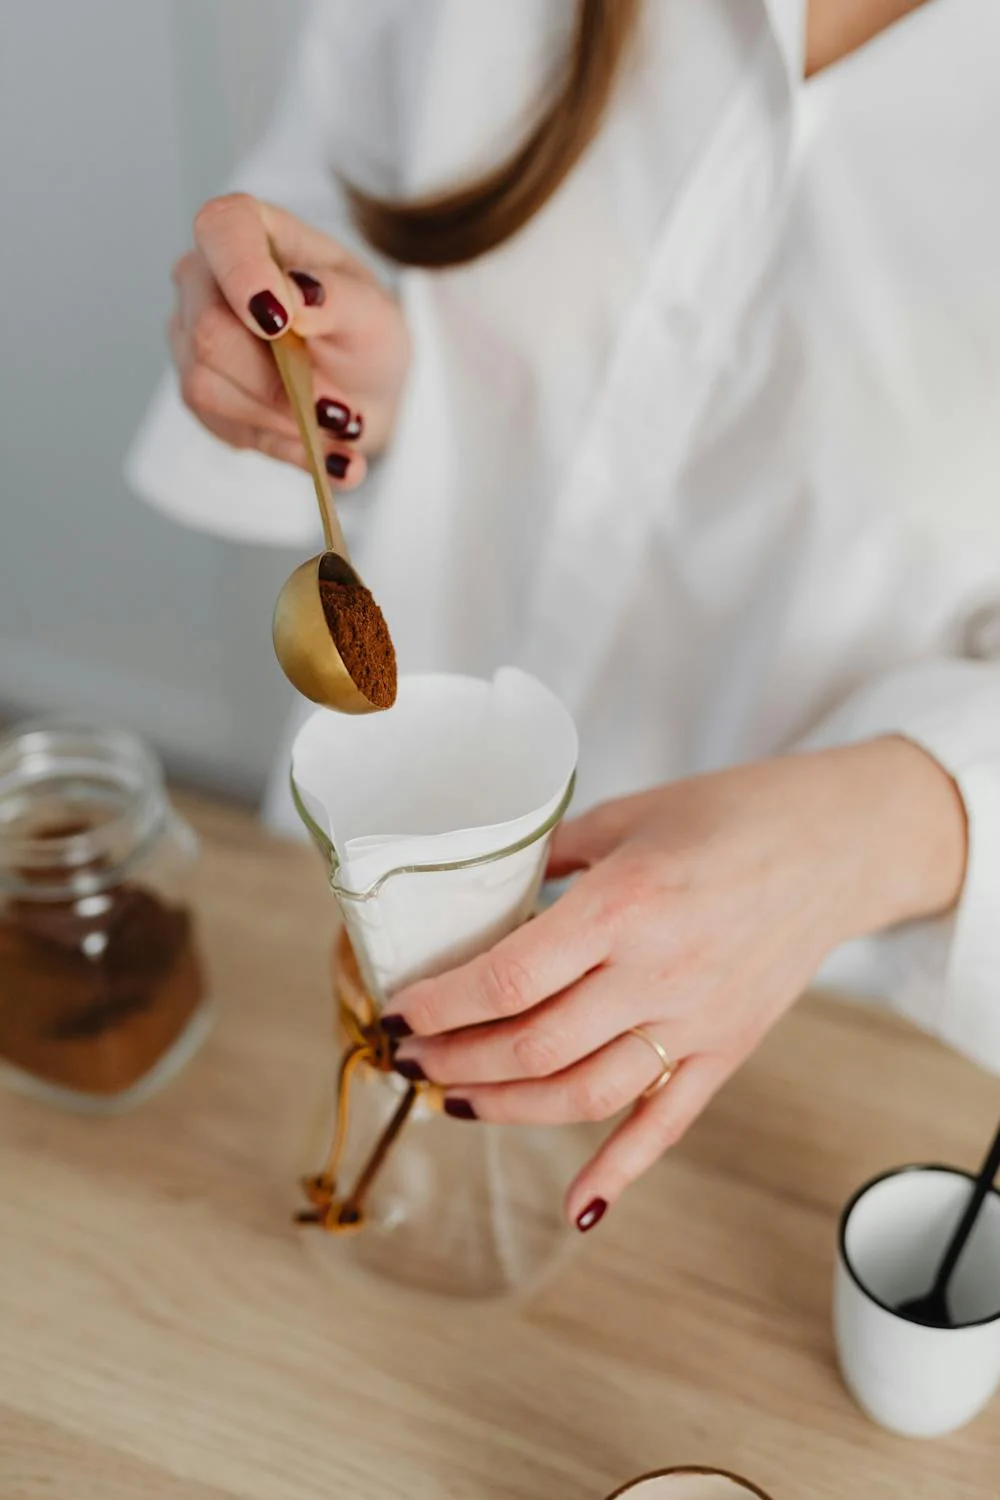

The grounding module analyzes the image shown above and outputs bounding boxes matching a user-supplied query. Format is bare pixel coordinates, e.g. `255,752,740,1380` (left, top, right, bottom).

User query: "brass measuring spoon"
270,331,396,713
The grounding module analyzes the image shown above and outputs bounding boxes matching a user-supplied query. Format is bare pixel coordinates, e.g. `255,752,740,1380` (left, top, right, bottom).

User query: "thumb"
193,193,300,339
548,795,647,877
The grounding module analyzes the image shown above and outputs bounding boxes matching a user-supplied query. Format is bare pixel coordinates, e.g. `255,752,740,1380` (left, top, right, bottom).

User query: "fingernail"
444,1098,478,1121
248,290,288,335
575,1198,608,1233
394,1057,427,1084
381,1014,412,1040
325,453,350,480
343,414,364,442
316,398,351,435
289,270,325,306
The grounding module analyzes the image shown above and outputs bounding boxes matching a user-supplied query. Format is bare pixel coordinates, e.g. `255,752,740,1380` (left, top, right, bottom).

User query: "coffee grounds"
319,579,397,708
0,823,204,1096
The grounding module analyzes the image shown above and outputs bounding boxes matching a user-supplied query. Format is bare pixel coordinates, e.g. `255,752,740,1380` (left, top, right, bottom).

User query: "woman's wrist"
817,736,968,943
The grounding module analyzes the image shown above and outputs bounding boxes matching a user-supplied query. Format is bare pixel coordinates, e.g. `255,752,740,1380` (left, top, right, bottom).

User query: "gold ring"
628,1027,676,1099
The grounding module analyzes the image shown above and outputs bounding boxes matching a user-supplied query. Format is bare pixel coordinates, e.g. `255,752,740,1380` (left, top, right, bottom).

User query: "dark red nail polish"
289,270,325,306
381,1014,413,1040
576,1198,608,1233
394,1057,427,1084
248,290,288,335
444,1098,477,1121
325,453,350,480
316,398,351,435
343,414,364,442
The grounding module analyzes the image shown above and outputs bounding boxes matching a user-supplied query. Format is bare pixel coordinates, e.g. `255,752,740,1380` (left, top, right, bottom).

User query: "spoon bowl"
896,1282,952,1329
273,551,381,713
269,329,395,714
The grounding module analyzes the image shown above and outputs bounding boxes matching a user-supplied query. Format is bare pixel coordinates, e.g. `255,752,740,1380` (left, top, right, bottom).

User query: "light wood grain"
0,794,995,1499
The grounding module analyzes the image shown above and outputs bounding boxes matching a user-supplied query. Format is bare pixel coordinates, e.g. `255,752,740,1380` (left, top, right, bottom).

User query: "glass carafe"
293,775,596,1300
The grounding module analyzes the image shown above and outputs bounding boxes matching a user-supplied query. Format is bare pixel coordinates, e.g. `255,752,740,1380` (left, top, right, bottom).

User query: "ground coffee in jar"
0,722,209,1110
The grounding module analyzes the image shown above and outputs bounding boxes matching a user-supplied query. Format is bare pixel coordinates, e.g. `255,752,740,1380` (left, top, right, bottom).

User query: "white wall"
0,0,305,800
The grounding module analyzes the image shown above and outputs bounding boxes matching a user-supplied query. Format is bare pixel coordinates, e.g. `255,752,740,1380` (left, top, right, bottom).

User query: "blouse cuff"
124,374,322,549
795,659,1000,1074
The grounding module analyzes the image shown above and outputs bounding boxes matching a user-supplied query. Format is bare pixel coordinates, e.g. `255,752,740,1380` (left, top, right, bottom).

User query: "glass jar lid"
0,720,167,900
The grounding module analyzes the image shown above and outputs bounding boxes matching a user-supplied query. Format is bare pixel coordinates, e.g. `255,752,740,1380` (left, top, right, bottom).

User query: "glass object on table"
0,720,209,1112
608,1471,775,1498
290,669,593,1299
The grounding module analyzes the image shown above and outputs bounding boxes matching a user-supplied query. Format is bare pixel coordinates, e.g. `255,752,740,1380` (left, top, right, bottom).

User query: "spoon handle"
271,330,351,560
932,1121,1000,1296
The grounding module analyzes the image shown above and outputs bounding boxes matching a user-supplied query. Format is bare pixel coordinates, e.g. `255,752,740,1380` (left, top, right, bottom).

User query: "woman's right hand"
169,194,411,492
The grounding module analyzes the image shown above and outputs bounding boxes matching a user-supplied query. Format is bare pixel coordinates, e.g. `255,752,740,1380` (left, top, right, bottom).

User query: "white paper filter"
291,668,578,1001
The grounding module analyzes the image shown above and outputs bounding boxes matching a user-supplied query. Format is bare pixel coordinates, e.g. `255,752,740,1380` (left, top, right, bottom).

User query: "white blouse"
127,0,1000,1073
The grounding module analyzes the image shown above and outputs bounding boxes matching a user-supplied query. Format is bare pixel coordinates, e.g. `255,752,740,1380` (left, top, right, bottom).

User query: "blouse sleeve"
799,635,1000,1075
124,0,399,549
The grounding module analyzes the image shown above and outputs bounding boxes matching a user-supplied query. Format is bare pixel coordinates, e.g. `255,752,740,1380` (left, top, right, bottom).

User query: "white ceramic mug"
607,1470,773,1498
835,1165,1000,1437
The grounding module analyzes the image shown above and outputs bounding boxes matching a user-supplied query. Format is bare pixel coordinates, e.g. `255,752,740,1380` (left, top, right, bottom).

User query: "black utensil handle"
933,1123,1000,1294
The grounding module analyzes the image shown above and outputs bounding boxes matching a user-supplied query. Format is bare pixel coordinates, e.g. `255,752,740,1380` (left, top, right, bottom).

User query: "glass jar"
294,777,597,1301
0,720,210,1111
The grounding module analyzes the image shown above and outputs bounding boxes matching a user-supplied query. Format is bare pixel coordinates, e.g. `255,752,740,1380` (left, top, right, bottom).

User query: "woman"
128,0,1000,1229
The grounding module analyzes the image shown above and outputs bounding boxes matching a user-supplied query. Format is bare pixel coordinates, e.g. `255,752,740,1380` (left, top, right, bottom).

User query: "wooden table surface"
1,795,996,1499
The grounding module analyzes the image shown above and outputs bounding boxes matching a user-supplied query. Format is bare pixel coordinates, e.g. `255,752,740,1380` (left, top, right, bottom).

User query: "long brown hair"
348,0,642,269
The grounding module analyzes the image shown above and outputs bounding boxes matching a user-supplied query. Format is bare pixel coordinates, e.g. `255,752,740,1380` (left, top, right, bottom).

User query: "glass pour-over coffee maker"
290,668,594,1300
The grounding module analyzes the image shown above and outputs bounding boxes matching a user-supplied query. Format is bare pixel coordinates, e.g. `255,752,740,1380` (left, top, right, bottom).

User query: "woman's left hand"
387,737,966,1229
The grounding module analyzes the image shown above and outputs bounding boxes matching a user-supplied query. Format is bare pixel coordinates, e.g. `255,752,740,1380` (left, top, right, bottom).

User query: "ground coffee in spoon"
318,578,397,708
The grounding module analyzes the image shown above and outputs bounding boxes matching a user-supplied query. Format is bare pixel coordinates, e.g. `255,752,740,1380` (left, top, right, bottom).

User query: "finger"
383,870,617,1039
399,967,660,1087
180,335,364,458
286,268,327,308
316,394,365,442
280,263,393,346
547,792,657,878
193,193,301,339
182,258,368,441
565,1051,738,1229
169,314,261,447
173,333,297,438
277,264,386,345
439,1027,681,1125
175,249,289,410
321,446,368,492
256,432,368,492
171,308,366,487
175,254,367,447
188,408,257,453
